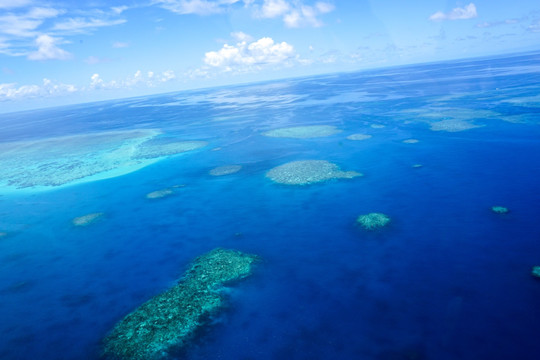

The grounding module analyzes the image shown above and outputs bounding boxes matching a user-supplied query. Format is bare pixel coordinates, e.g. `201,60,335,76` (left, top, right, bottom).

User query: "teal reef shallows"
491,206,509,214
102,248,259,360
356,212,391,230
531,266,540,278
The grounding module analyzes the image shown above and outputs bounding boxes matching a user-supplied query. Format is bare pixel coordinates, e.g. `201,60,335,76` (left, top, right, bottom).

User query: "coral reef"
209,165,242,176
491,206,509,214
146,188,174,199
103,248,259,360
356,212,391,230
133,140,208,159
402,139,419,144
266,160,361,185
262,125,341,138
430,119,482,132
346,133,372,141
532,266,540,278
0,130,208,192
72,212,104,226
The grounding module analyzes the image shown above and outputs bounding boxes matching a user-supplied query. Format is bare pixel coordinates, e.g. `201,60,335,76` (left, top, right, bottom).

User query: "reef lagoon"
1,51,540,360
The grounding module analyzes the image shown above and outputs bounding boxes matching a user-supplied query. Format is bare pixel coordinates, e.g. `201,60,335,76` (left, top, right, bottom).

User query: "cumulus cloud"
90,70,177,89
429,3,477,21
256,0,334,27
204,36,296,71
231,31,253,42
28,34,71,60
0,78,76,101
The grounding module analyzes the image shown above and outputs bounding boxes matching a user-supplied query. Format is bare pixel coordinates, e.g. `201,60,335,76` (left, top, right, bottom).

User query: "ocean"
0,51,539,360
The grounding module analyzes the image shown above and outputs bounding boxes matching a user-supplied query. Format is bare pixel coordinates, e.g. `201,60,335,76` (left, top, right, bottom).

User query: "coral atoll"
262,125,341,138
266,160,362,185
72,212,104,226
103,248,259,360
356,212,391,230
209,165,242,176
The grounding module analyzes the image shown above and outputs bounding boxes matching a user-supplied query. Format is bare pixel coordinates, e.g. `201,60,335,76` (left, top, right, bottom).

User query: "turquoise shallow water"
1,51,540,359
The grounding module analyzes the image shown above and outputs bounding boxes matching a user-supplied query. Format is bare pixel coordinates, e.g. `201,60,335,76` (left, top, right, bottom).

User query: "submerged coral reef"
356,212,391,230
72,212,104,226
346,133,372,141
532,266,540,278
0,130,208,192
266,160,361,185
209,165,242,176
132,139,208,159
146,188,174,199
262,125,341,138
491,206,509,214
430,119,483,132
103,248,259,360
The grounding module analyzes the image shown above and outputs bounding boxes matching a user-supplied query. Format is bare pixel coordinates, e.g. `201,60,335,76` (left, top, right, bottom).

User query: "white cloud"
528,21,540,32
53,18,126,32
155,0,334,26
111,6,129,14
256,0,334,27
90,70,177,89
0,7,62,37
259,0,290,18
153,0,243,15
112,41,129,48
204,36,296,72
429,3,477,21
28,34,71,60
0,0,32,9
0,78,76,101
231,31,253,42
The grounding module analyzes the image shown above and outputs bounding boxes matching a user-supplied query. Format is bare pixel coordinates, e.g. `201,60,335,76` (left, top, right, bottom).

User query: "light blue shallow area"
1,51,540,360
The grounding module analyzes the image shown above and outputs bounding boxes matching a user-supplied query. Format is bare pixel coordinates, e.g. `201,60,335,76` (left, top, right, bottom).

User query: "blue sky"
1,0,539,112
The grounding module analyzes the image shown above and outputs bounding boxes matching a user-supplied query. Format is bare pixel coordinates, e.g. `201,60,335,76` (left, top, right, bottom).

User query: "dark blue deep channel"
1,51,540,360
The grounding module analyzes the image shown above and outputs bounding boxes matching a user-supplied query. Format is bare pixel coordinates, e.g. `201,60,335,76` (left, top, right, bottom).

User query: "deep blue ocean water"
1,51,540,360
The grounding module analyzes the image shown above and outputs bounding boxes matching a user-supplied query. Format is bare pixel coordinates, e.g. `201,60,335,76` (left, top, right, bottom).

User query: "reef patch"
266,160,361,185
209,165,242,176
72,212,104,226
346,133,372,141
262,125,341,139
103,248,259,360
356,212,391,230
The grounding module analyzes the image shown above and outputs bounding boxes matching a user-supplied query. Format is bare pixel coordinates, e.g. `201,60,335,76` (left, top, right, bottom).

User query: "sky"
0,0,539,113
